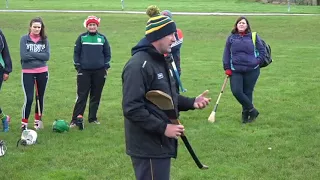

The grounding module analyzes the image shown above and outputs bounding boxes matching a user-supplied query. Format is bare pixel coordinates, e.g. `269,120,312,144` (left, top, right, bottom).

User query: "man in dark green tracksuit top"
71,15,111,128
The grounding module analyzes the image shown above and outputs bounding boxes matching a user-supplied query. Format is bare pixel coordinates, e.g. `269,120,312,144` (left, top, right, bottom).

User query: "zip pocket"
159,136,163,148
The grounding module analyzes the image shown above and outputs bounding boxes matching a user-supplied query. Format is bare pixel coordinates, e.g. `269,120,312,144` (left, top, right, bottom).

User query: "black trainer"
76,115,84,130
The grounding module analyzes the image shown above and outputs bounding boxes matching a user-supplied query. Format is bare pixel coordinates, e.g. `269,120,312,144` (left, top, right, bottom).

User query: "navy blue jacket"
223,32,265,72
74,31,111,70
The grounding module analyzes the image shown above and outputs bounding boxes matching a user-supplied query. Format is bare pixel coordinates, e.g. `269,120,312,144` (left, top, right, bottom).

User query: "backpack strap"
251,32,257,48
251,32,257,57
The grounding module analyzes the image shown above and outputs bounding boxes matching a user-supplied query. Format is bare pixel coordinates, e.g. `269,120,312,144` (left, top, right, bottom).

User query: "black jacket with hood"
122,37,195,158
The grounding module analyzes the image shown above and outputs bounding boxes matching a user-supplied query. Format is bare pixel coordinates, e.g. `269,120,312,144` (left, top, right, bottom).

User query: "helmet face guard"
0,140,7,157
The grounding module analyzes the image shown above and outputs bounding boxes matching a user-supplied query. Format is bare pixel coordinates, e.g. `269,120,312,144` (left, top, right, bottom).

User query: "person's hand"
225,69,232,76
193,90,211,109
164,124,184,139
3,73,9,81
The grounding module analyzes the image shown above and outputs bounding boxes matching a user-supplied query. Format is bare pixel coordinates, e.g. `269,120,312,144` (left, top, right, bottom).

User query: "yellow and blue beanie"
145,5,177,43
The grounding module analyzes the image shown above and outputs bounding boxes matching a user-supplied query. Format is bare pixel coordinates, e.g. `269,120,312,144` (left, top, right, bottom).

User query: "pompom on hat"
83,15,101,28
145,5,177,43
161,10,173,18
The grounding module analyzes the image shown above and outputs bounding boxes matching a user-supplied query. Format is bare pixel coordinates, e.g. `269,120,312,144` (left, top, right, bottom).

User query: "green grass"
0,9,320,180
2,0,320,14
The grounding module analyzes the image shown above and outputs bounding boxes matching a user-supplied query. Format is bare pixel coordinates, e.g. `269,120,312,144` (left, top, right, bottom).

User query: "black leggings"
21,72,48,120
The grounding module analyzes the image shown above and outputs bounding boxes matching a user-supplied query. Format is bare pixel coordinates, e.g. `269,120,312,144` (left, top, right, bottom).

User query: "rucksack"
252,32,272,68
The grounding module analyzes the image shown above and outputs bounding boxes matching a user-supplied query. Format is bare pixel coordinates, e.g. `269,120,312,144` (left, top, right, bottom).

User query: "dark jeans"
131,157,171,180
230,68,260,111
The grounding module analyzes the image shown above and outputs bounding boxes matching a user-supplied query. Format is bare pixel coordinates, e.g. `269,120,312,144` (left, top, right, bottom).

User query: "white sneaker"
69,122,77,128
21,123,28,131
90,120,100,125
34,120,44,130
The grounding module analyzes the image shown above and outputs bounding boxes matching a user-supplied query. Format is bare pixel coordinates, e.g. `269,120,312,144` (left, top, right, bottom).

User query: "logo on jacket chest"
26,43,46,52
157,73,163,79
157,70,173,80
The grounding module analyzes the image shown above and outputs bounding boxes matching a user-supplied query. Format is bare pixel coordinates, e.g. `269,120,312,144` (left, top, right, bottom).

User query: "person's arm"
20,36,37,62
178,90,210,111
73,35,82,71
103,36,111,69
28,39,50,61
222,35,232,70
0,30,12,74
178,95,195,111
122,59,167,134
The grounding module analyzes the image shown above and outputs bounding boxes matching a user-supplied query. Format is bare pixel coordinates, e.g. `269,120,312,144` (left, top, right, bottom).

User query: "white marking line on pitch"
0,9,319,16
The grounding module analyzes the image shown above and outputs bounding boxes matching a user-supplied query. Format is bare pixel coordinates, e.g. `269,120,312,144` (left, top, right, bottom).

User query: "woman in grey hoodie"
20,17,50,131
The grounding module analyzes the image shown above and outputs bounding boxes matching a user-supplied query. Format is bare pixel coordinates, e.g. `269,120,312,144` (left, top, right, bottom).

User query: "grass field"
2,0,320,14
0,1,320,180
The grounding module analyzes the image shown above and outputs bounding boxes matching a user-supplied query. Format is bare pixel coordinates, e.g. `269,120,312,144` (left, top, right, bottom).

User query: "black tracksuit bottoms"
21,72,48,120
72,68,106,123
131,157,171,180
